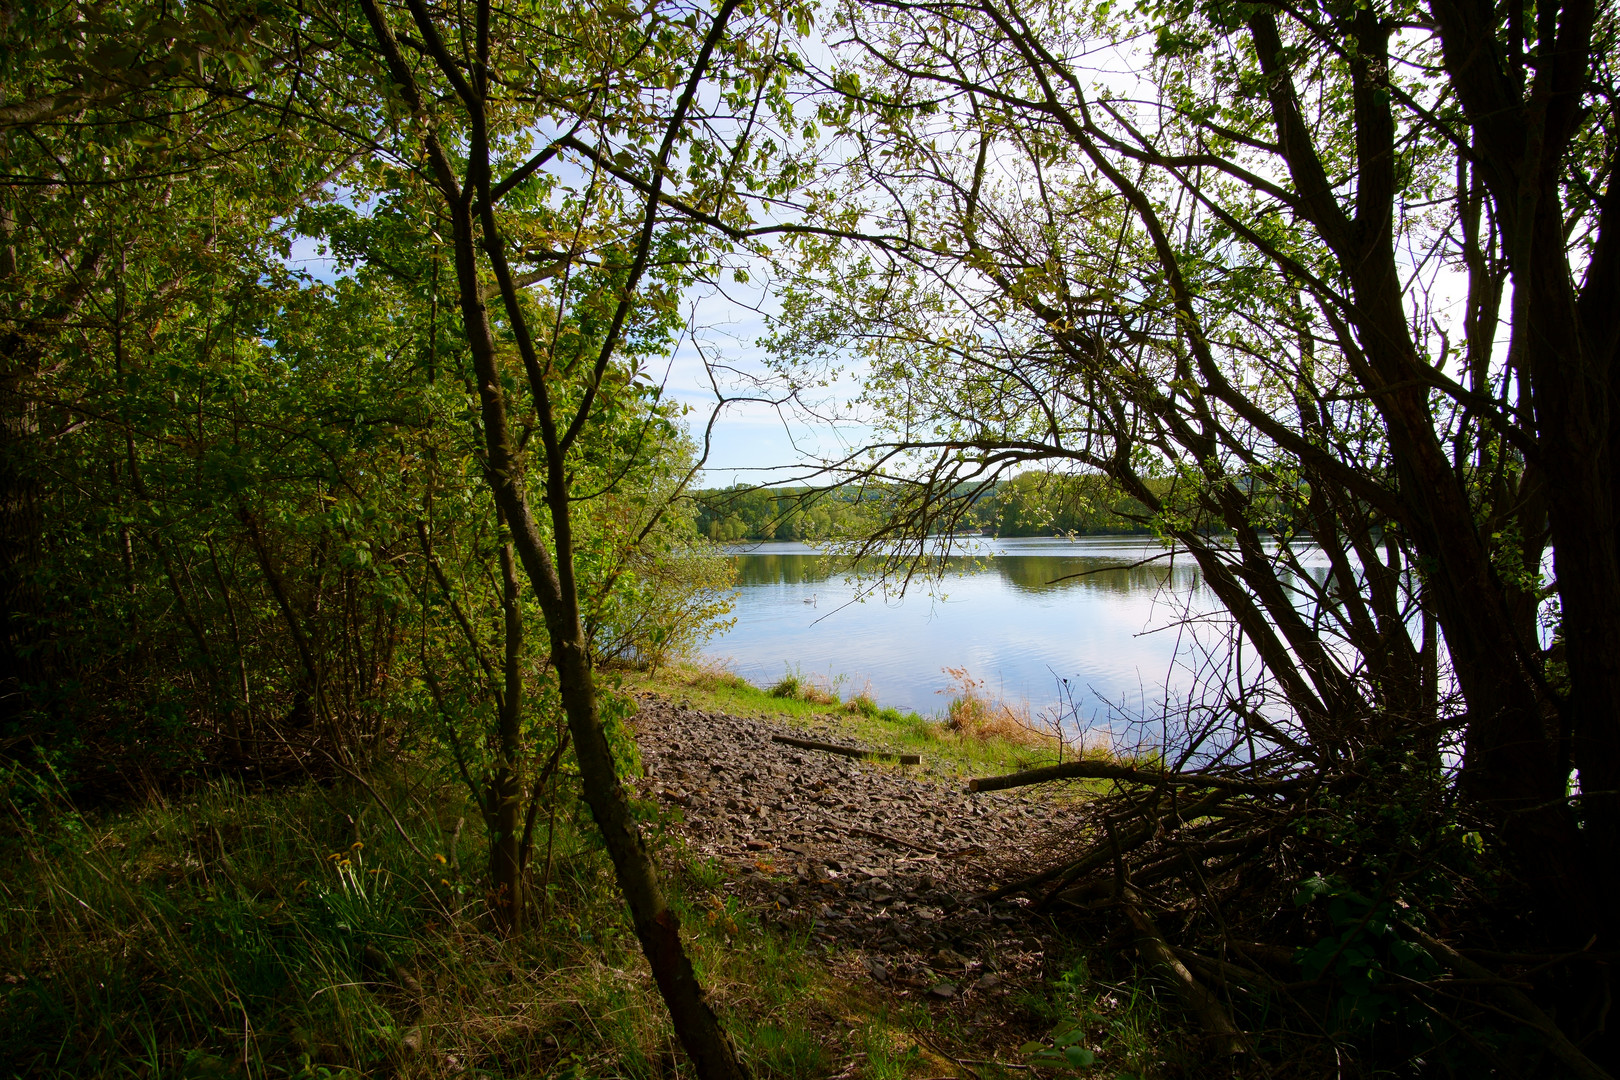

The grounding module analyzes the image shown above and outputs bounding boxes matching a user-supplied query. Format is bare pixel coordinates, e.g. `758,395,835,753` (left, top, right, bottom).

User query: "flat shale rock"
631,694,1089,1011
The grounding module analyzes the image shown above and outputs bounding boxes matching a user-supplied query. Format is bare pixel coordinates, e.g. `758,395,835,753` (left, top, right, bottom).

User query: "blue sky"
284,231,856,487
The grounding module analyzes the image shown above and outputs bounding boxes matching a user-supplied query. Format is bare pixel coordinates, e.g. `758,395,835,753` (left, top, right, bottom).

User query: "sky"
283,229,848,487
656,275,878,487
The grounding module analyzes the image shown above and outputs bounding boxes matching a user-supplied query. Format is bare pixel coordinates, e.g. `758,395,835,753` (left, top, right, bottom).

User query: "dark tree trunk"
353,1,751,1071
489,540,524,932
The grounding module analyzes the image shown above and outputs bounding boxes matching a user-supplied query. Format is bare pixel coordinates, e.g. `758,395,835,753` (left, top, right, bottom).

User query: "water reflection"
732,552,830,587
991,555,1192,595
729,546,1204,595
704,537,1230,726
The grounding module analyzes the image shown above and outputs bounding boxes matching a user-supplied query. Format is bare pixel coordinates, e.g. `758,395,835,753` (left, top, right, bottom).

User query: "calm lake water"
701,536,1287,732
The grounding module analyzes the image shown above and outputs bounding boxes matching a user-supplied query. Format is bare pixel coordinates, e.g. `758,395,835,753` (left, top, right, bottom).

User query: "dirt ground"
631,692,1107,1066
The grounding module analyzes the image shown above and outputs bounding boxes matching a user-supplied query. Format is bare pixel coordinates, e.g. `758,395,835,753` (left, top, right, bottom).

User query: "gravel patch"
632,693,1093,1014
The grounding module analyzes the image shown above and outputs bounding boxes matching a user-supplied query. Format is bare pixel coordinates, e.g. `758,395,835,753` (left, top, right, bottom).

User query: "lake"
700,536,1292,734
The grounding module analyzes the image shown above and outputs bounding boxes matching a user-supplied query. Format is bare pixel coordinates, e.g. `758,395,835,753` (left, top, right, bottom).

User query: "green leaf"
1063,1046,1096,1067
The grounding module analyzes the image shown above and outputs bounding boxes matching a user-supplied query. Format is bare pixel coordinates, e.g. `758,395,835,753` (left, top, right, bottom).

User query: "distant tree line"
693,473,1161,542
692,485,873,541
969,473,1158,538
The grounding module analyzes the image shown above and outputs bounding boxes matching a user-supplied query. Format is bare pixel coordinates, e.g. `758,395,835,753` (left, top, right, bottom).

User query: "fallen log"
1123,888,1246,1057
845,824,983,857
968,759,1306,794
971,791,1229,904
771,734,920,765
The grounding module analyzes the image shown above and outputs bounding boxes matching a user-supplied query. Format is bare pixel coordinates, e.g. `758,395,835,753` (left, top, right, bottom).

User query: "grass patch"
0,761,847,1079
0,665,1164,1079
766,666,841,707
636,660,1106,780
843,691,880,719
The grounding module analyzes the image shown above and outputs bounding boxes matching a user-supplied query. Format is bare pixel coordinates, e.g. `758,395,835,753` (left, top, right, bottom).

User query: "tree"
3,0,744,1015
762,0,1618,1062
325,0,805,1072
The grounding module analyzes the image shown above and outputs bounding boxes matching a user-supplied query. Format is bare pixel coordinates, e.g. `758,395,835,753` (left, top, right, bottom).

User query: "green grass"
0,666,1160,1079
631,660,1078,781
1012,948,1193,1079
0,760,847,1080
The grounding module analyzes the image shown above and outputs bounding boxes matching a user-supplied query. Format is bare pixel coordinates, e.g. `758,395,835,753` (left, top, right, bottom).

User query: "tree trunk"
489,539,524,932
443,186,749,1080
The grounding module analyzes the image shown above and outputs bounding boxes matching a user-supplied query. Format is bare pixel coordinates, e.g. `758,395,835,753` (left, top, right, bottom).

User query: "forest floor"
0,663,1190,1080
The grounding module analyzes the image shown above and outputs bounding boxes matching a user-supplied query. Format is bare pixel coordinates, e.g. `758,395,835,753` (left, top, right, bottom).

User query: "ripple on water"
704,536,1263,729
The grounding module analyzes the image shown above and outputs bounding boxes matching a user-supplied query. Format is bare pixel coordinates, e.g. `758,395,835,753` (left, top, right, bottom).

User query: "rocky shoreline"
632,693,1092,1029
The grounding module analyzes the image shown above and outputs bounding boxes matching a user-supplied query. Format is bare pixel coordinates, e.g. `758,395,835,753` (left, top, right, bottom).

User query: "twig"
951,1060,1032,1071
910,1028,986,1080
849,825,945,854
972,791,1228,903
323,755,434,862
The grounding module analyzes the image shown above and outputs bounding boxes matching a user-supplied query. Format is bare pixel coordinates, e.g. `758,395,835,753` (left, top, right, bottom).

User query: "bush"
844,692,880,718
939,667,1047,746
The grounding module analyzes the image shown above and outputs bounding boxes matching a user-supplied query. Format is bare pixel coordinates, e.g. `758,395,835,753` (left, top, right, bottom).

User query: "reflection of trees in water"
733,553,831,586
732,551,1328,595
732,552,1199,592
992,556,1182,594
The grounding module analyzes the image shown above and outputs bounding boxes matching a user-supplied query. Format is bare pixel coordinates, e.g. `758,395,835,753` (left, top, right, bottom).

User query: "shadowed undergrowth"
0,761,849,1080
0,667,1184,1080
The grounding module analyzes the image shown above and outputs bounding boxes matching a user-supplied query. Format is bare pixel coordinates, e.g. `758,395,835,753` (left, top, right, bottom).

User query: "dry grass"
938,667,1052,749
668,655,753,693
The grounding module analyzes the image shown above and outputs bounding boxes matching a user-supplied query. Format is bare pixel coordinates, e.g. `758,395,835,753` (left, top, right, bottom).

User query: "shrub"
844,692,880,718
939,666,1047,746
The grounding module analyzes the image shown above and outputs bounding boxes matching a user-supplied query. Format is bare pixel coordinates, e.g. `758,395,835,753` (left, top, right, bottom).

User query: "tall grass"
0,761,835,1079
938,667,1046,746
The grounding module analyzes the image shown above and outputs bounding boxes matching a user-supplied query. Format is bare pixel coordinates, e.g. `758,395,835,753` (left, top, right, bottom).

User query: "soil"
631,692,1097,1058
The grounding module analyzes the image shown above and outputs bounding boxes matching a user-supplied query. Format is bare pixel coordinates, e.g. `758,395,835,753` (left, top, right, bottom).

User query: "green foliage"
1010,952,1175,1078
0,0,743,797
599,690,645,781
694,485,876,542
1021,1019,1097,1071
1293,876,1440,1033
967,473,1156,537
693,474,1158,542
0,766,840,1079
